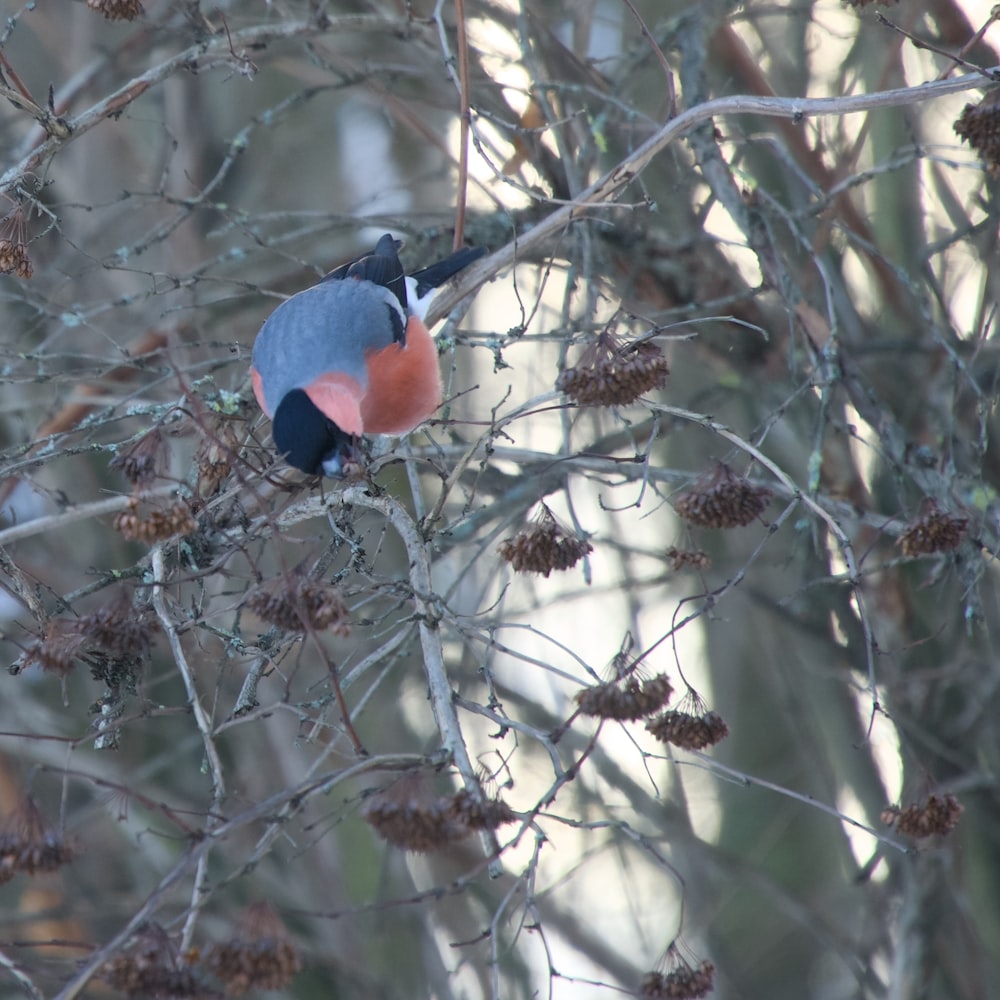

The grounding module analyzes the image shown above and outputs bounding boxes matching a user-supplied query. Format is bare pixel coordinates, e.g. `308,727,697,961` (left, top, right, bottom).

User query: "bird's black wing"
321,234,407,311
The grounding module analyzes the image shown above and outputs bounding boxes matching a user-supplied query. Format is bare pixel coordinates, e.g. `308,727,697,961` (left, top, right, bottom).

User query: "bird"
251,234,484,477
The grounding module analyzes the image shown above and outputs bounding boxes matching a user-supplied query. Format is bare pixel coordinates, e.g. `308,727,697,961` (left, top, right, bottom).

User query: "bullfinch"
251,234,484,477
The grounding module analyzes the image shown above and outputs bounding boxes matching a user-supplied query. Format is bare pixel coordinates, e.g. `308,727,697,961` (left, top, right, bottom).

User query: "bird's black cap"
272,388,353,477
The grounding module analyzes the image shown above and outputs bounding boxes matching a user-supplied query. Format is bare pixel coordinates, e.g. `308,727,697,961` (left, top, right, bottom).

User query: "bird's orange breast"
360,316,442,435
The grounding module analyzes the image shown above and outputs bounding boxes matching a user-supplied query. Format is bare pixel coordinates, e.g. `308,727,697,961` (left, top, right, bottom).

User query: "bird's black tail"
321,235,485,317
409,245,486,299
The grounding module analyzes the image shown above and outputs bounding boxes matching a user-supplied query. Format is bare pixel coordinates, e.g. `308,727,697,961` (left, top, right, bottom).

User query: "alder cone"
646,710,729,750
205,903,301,995
674,465,771,528
362,793,470,853
882,793,963,838
575,674,673,721
954,91,1000,175
245,576,350,634
114,498,197,543
87,0,144,19
557,338,668,407
0,239,32,278
499,512,592,576
898,500,968,556
640,960,715,998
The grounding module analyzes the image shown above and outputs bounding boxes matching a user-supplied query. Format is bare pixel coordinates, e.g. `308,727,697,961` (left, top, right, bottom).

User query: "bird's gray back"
252,279,399,413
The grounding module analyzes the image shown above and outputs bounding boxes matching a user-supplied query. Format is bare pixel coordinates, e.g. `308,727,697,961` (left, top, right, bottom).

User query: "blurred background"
0,0,998,997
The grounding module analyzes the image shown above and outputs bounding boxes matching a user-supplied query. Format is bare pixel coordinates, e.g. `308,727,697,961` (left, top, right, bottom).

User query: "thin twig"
0,486,175,548
874,12,997,79
619,0,677,116
54,754,411,1000
426,68,998,324
648,402,879,703
682,751,910,854
453,0,471,248
0,945,44,1000
150,546,226,802
337,485,504,875
0,15,415,194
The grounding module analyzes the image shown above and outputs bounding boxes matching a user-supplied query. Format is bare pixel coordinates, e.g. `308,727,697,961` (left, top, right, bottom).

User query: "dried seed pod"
87,0,144,19
576,673,673,721
75,590,156,663
882,793,963,838
18,620,87,675
665,546,711,571
0,203,33,278
954,89,1000,175
640,959,715,999
572,635,671,721
204,902,301,995
194,418,244,500
16,591,155,678
646,689,728,751
110,429,166,490
446,789,518,830
244,574,350,635
674,464,771,528
0,797,76,884
898,499,968,556
646,709,729,750
557,332,668,407
113,497,197,543
100,923,199,998
362,782,471,853
498,506,592,576
0,238,32,278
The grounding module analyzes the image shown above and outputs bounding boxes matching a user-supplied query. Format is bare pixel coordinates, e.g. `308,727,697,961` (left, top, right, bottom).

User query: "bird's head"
272,388,355,477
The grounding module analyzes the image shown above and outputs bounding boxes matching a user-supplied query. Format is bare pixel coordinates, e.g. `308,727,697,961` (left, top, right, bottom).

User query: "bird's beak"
321,454,345,478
